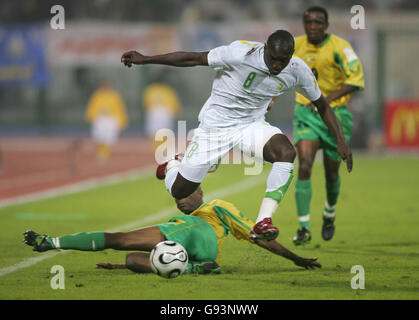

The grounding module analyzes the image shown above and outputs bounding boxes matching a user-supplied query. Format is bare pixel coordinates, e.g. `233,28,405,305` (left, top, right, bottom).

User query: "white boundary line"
0,166,155,209
0,174,266,277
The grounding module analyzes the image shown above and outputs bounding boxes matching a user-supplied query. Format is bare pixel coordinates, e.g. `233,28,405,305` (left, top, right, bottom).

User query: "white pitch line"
0,166,155,209
0,174,266,277
0,251,65,277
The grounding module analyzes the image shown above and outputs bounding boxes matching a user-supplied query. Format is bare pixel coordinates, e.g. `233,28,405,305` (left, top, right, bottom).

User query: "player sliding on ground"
120,30,352,241
23,185,321,274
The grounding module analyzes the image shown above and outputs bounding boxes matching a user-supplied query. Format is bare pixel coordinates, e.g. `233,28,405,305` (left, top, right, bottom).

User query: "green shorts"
293,103,353,161
158,215,218,264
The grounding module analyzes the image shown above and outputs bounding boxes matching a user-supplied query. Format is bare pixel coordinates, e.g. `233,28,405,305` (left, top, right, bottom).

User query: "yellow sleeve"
336,42,365,90
211,200,255,243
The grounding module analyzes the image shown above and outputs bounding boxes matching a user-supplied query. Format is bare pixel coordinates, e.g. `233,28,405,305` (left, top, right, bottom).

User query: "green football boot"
23,230,54,252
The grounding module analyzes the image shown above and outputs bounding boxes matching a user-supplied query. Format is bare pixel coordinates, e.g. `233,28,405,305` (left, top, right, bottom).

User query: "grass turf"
0,155,418,300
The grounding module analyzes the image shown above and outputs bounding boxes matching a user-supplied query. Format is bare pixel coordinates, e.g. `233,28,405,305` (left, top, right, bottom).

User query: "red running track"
0,137,156,201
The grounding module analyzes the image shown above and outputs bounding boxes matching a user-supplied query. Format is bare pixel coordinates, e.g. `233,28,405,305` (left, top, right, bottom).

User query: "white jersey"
199,40,321,128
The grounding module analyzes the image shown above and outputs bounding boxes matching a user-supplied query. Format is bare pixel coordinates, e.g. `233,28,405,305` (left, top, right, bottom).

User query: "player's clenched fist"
337,142,353,173
121,51,145,67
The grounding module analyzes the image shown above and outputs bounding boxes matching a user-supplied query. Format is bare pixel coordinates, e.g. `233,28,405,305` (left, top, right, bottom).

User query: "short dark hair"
304,6,329,22
267,30,295,52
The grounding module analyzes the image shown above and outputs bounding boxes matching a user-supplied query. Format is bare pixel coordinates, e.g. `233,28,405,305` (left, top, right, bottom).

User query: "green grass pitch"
0,155,418,300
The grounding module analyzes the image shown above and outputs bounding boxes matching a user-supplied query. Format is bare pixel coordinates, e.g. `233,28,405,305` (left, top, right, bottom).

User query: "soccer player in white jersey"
121,30,352,241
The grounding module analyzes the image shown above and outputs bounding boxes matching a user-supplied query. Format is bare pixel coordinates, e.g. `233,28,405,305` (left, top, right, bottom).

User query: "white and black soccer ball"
150,241,188,279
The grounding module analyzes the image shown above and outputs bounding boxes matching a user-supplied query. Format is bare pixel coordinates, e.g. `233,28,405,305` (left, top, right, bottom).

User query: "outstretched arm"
312,95,353,172
255,239,321,270
96,262,127,270
121,50,209,68
96,252,153,273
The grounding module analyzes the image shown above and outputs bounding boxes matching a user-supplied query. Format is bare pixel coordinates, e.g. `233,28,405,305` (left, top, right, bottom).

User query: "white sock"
323,201,336,219
256,198,278,223
164,160,181,196
255,162,294,223
266,162,294,192
52,237,61,249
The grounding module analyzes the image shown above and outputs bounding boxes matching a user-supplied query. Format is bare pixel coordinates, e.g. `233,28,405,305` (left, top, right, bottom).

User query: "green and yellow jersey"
142,83,181,115
294,33,364,108
159,199,255,266
191,199,255,262
85,88,128,129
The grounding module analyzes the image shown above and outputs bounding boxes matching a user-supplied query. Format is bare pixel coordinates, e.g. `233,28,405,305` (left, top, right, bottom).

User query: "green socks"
295,176,341,229
295,179,312,229
326,176,340,208
324,176,340,218
52,232,106,251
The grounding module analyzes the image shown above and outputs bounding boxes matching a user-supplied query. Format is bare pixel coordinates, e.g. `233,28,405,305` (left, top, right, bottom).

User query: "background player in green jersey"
292,6,365,244
23,185,321,274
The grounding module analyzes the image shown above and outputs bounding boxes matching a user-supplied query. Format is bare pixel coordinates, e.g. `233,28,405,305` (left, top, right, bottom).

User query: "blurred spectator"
142,72,181,150
85,81,128,164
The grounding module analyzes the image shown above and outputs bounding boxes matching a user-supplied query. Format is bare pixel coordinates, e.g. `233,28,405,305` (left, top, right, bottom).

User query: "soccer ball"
150,241,188,279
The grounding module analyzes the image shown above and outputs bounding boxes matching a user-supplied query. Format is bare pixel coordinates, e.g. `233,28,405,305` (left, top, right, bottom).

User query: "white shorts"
179,120,282,183
92,115,120,145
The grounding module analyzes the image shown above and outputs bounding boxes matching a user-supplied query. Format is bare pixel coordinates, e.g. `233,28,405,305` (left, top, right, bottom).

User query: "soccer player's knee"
265,144,295,163
284,145,297,162
275,144,296,163
298,160,313,178
171,185,195,200
171,188,187,200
